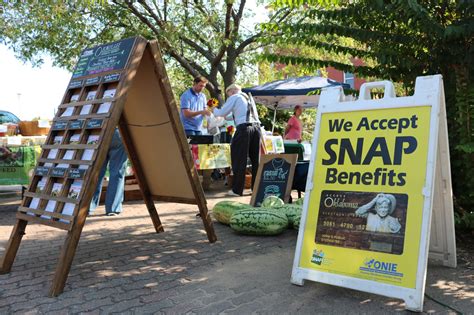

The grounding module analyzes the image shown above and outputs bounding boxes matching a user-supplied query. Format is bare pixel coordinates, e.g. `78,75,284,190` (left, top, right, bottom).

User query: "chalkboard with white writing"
250,154,298,206
72,37,136,79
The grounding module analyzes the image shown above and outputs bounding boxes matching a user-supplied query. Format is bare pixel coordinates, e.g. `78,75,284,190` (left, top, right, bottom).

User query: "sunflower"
207,98,219,108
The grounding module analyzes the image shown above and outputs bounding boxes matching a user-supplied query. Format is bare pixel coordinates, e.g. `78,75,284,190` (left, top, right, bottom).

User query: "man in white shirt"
213,84,261,196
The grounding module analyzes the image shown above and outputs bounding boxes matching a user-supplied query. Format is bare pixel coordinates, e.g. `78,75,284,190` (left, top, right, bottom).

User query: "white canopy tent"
243,76,349,132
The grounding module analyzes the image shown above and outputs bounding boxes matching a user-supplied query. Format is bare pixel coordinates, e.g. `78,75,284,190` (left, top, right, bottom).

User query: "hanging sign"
71,37,136,78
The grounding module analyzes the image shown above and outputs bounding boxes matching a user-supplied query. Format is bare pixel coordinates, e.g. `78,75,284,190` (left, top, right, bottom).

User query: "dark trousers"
185,130,202,136
230,124,261,195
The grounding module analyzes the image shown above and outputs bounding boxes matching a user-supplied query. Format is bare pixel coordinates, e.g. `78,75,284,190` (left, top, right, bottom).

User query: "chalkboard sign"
103,73,121,83
52,121,68,131
84,77,100,86
35,166,50,176
72,37,136,79
68,120,85,130
68,80,83,89
50,167,68,178
250,154,298,206
68,168,86,179
86,119,103,129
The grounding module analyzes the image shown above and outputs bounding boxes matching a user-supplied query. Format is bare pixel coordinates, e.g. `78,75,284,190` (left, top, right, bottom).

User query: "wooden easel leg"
196,196,217,243
117,117,164,234
0,219,28,274
144,198,164,233
49,226,84,297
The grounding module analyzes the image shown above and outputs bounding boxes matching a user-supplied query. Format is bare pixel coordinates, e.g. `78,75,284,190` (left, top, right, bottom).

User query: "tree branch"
136,0,166,29
192,0,220,33
236,8,291,55
120,1,161,37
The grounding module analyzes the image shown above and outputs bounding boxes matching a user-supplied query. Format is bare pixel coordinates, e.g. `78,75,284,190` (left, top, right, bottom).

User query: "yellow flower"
207,98,219,108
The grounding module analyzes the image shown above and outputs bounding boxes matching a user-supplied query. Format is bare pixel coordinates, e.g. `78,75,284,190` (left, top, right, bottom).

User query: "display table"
0,136,47,185
189,143,231,190
190,143,231,170
284,143,304,160
284,141,312,161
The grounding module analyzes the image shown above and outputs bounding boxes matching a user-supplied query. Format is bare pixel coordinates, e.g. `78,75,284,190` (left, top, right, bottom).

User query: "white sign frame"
291,75,456,312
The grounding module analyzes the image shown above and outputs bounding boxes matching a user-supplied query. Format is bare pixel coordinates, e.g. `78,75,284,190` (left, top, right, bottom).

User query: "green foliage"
263,0,473,224
300,108,317,141
454,211,474,232
257,104,291,135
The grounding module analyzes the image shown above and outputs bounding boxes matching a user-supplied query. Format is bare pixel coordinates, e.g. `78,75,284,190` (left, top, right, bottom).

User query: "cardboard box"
19,121,50,136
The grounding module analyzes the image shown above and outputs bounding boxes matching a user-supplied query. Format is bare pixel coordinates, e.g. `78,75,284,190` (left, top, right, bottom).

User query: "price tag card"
38,120,51,128
7,136,22,145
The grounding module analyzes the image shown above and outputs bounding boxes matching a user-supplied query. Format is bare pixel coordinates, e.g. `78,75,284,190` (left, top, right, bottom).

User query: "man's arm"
182,108,209,118
213,96,235,118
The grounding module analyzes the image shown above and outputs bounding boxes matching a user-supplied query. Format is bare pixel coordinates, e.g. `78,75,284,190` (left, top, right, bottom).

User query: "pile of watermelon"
211,196,304,236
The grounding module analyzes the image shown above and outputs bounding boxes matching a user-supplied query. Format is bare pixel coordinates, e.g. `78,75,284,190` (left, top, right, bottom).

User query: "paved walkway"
0,189,473,314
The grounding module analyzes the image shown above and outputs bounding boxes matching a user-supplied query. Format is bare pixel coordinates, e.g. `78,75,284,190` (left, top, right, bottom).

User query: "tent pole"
272,107,277,134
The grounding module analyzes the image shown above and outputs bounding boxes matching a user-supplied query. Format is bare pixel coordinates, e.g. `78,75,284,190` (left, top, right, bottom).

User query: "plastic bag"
207,113,225,135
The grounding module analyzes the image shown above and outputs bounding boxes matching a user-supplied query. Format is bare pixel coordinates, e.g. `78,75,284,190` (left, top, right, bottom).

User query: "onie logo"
360,258,403,278
311,249,325,265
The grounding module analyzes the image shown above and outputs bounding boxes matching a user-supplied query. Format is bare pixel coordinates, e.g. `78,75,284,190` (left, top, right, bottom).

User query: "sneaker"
106,212,119,217
227,190,241,197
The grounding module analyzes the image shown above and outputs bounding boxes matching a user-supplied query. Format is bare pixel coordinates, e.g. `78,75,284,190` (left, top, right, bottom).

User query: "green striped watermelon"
229,209,288,235
261,196,284,208
295,198,304,205
212,201,253,225
276,204,303,227
293,213,302,230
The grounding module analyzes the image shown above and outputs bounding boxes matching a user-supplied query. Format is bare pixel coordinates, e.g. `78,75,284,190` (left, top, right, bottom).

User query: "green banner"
0,145,41,185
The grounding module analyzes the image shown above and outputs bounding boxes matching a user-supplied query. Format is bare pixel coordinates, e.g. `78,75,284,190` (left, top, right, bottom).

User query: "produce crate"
0,123,19,136
19,121,50,136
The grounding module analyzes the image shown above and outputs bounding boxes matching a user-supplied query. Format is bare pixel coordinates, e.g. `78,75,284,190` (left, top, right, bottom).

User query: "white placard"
38,120,50,128
97,102,112,114
7,136,22,145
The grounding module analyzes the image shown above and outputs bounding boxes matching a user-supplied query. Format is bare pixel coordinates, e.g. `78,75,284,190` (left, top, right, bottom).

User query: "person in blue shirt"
180,76,211,136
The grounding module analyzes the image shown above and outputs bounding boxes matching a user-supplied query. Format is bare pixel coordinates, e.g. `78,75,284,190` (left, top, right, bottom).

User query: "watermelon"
261,195,284,208
277,204,303,227
293,213,302,230
295,198,304,205
229,209,289,235
212,201,253,225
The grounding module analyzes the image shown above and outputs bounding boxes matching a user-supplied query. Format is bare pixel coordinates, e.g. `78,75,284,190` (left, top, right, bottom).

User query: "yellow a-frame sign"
291,75,456,312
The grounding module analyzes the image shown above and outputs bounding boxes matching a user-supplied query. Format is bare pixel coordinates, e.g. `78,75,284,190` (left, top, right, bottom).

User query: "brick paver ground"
0,187,473,314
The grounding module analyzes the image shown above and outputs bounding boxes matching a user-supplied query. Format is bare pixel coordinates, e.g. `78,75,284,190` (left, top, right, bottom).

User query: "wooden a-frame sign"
0,36,217,296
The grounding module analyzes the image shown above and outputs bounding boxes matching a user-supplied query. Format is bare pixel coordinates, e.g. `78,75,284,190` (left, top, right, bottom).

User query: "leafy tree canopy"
0,0,291,101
